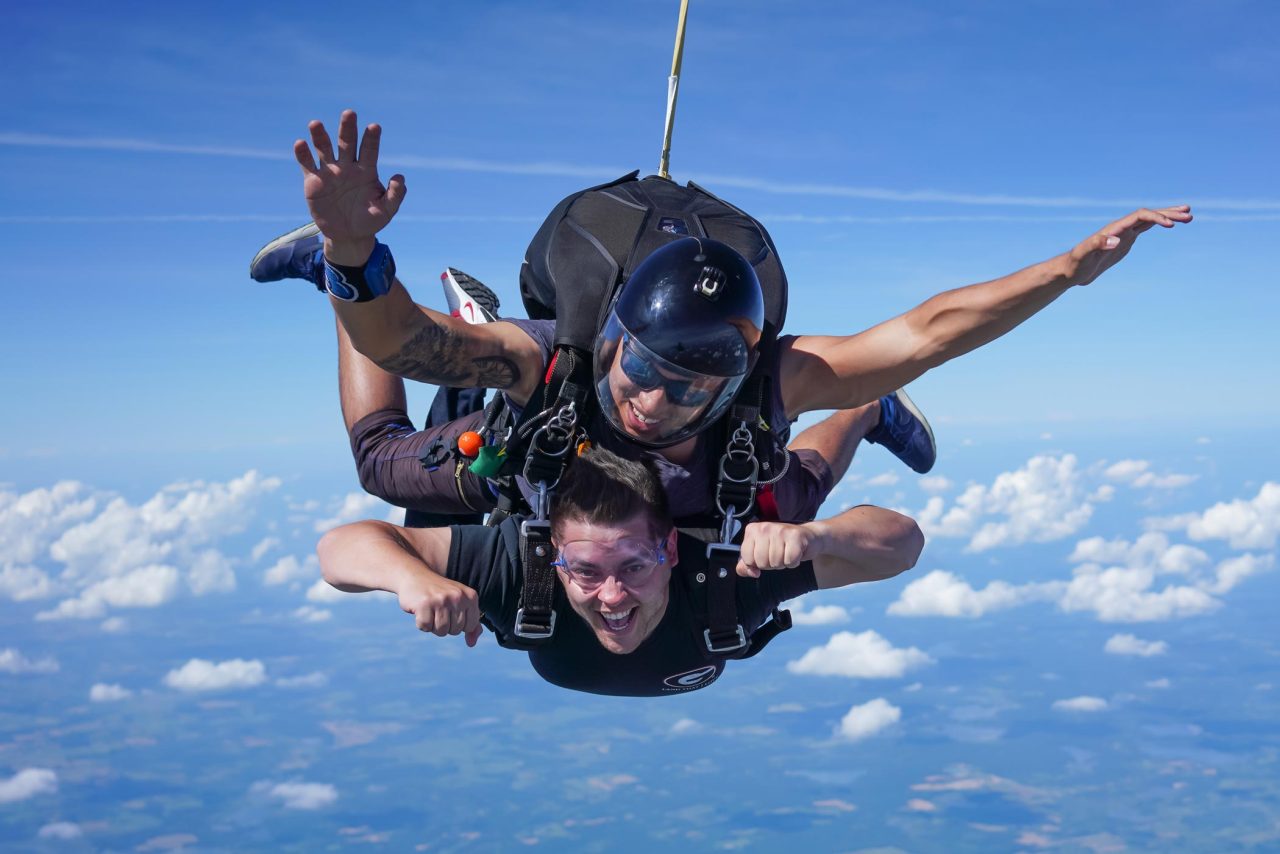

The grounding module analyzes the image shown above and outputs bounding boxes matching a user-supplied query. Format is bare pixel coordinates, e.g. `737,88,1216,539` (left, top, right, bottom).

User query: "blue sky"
2,1,1279,850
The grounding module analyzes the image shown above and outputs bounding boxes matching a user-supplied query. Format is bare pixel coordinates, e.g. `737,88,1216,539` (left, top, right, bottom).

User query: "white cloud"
1069,532,1209,576
314,492,388,533
164,658,266,692
38,564,182,620
1157,482,1280,549
265,555,318,587
187,550,236,595
1052,696,1109,712
836,698,901,741
0,768,57,803
1105,460,1150,481
1104,634,1168,657
0,648,59,674
787,630,933,679
1135,472,1198,489
1060,564,1221,622
9,472,278,619
919,476,952,494
670,718,701,735
1146,678,1171,689
100,617,128,633
888,570,1061,618
252,780,338,810
306,579,348,603
0,482,99,565
293,606,332,623
90,683,133,702
275,672,329,689
1203,553,1273,595
866,472,899,487
1105,459,1197,489
905,798,937,812
790,604,851,626
38,822,83,840
251,537,281,561
767,703,805,714
916,455,1094,551
0,565,54,601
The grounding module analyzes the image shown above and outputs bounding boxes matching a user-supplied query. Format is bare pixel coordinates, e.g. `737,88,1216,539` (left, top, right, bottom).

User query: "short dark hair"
550,445,671,539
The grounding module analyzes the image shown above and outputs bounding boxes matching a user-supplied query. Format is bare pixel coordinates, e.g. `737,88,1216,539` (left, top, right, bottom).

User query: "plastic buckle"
704,624,747,653
521,517,552,539
513,608,556,640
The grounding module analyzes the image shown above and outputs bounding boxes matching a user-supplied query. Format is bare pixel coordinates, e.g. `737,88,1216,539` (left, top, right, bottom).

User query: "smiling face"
602,335,726,444
553,512,679,655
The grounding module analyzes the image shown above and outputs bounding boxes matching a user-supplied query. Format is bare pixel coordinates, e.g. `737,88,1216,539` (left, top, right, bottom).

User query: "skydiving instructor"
296,110,1192,466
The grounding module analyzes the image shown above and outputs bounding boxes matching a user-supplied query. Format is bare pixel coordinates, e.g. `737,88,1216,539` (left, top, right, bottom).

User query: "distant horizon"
3,0,1278,850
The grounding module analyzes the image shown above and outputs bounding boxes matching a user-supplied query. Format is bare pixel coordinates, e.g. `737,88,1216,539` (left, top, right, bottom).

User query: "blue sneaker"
864,388,936,474
248,222,324,290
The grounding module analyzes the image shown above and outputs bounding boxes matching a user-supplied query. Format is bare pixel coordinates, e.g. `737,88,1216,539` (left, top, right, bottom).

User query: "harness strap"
735,608,793,660
514,519,557,640
701,544,748,654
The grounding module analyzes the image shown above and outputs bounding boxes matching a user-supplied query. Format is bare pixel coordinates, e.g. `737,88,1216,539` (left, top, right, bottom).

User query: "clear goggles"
552,537,667,593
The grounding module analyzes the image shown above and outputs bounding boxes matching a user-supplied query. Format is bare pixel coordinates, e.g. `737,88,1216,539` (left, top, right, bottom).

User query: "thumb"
1098,233,1120,251
465,625,482,647
384,174,407,215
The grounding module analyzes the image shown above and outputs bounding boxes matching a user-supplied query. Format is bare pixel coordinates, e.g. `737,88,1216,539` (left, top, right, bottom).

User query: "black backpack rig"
472,172,795,657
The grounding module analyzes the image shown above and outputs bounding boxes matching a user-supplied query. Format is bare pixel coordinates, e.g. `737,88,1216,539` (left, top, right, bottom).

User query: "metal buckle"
513,608,556,640
704,624,747,653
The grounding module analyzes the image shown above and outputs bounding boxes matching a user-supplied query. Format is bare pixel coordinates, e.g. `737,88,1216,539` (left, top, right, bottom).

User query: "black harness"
480,173,794,656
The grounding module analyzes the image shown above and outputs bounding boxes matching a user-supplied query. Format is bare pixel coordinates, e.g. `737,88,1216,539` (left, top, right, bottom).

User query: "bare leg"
336,316,494,518
337,316,407,432
786,401,881,484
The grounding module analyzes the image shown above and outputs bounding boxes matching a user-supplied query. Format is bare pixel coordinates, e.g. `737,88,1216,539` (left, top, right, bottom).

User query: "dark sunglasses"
619,337,719,407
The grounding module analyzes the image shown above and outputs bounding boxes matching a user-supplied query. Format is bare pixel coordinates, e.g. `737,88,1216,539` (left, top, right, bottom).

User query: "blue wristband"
324,242,396,303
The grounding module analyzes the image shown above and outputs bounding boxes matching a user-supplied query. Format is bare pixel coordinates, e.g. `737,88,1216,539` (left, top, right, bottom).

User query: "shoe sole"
894,387,936,472
442,267,500,321
248,222,321,279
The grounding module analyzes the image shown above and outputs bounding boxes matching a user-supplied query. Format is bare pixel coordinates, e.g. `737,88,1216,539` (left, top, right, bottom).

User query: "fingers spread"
358,123,381,167
384,175,407,215
309,120,335,164
293,139,318,173
337,110,359,163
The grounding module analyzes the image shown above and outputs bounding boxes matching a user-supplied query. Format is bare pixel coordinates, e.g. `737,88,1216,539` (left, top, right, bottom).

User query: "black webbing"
514,519,557,640
735,608,793,660
701,544,747,655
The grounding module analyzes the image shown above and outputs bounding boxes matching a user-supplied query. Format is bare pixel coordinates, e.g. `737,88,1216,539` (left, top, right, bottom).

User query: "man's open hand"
294,110,406,253
1066,205,1192,287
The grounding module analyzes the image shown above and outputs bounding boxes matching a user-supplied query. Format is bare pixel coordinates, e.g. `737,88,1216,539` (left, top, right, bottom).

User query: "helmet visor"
594,312,744,447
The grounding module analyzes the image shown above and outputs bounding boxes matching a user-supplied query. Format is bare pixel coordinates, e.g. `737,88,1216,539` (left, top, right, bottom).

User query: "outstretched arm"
779,206,1193,417
316,521,482,646
295,110,542,405
736,505,923,589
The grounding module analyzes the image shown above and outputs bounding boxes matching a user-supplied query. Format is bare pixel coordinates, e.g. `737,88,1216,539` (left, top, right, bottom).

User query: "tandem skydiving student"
317,444,922,696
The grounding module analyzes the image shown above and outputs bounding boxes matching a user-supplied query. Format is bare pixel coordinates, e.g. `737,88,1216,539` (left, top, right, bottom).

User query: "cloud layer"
787,631,933,679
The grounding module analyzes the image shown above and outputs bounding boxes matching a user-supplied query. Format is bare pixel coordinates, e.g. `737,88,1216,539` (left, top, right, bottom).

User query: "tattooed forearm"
471,356,521,389
376,319,473,386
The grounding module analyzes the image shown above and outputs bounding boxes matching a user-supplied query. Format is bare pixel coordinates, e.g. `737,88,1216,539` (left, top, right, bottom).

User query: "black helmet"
593,237,765,447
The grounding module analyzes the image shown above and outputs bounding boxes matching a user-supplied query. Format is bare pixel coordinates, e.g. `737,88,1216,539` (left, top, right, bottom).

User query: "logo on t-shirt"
663,664,719,691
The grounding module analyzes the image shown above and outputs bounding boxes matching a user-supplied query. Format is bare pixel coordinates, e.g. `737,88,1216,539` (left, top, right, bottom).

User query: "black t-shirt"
447,518,818,697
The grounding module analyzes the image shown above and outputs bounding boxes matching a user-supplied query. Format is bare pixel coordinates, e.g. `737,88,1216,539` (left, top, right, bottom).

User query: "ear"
662,526,679,570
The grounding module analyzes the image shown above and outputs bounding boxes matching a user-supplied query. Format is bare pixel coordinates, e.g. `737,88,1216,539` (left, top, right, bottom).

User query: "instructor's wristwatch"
324,242,396,303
